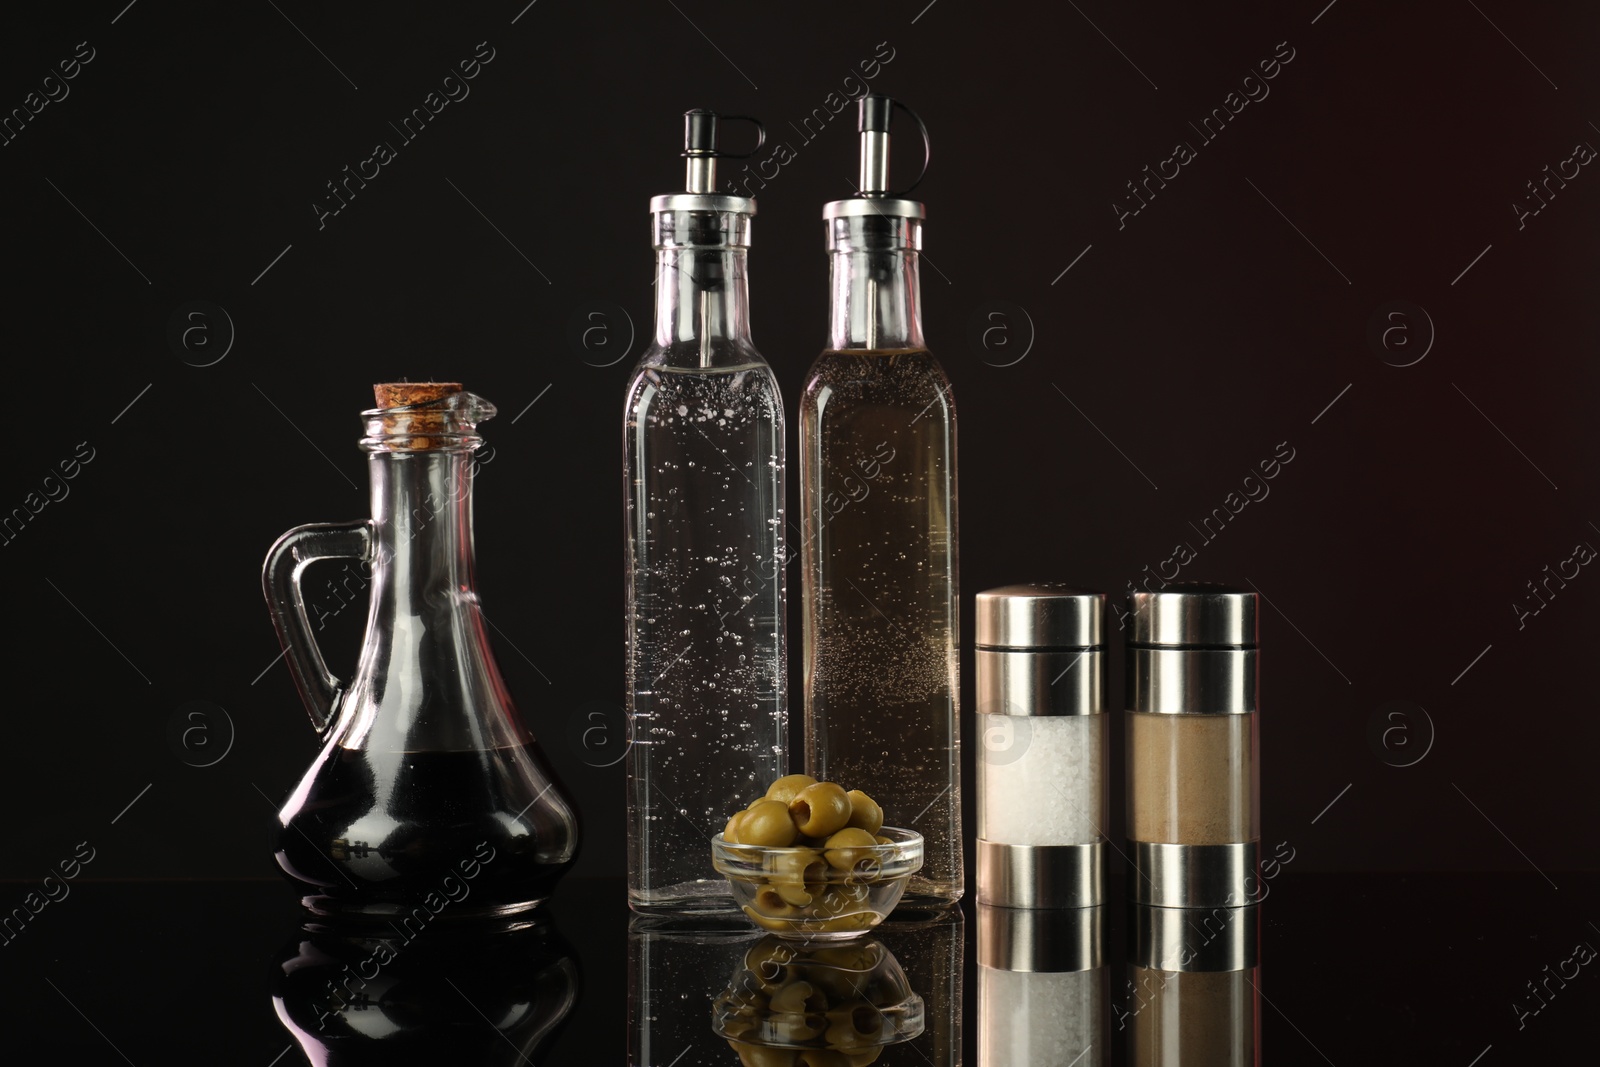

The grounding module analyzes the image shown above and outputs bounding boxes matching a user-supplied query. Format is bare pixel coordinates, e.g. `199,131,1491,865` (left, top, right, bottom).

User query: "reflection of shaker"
1127,904,1260,1066
628,917,760,1066
976,586,1106,908
1127,585,1259,908
978,905,1105,1067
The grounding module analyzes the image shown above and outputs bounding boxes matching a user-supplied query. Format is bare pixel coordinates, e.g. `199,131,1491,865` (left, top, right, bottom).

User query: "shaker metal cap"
1130,583,1257,648
976,585,1104,649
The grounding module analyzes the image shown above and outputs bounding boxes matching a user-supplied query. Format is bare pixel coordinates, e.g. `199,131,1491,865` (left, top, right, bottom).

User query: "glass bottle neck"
654,246,752,353
827,214,925,351
342,447,517,751
368,450,476,594
651,207,755,365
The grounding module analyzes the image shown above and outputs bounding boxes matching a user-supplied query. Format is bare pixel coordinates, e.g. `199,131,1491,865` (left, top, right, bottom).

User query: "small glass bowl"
711,826,923,940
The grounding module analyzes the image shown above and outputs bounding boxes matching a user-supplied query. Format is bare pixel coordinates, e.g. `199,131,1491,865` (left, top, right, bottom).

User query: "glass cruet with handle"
262,381,579,919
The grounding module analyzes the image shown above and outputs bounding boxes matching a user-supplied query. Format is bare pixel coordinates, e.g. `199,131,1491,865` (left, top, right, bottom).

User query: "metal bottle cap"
649,108,764,215
976,585,1104,649
1129,583,1257,648
822,92,929,221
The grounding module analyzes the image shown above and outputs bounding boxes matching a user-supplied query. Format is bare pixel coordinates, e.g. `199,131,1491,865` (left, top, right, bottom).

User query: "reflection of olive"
799,1050,851,1066
844,790,883,835
826,1004,882,1049
772,1013,824,1043
769,980,826,1014
727,1041,802,1066
790,782,851,838
743,800,800,846
744,940,796,992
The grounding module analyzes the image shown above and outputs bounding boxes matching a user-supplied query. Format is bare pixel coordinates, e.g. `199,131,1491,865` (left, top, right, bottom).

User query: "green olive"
741,800,799,846
768,847,825,885
774,881,814,907
724,810,747,844
764,773,818,806
812,911,876,933
844,790,884,835
873,835,893,846
815,883,870,919
790,782,851,838
753,885,800,917
743,904,798,932
822,827,878,872
844,1050,883,1067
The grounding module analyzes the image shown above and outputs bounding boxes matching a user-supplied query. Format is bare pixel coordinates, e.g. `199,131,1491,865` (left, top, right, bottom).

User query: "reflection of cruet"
272,916,579,1065
263,382,579,918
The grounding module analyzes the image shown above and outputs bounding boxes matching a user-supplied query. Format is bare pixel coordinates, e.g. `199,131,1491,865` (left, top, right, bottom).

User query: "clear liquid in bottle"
625,110,786,912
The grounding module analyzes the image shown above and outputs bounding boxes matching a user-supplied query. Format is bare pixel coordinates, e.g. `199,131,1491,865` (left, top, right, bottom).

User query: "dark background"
3,0,1597,895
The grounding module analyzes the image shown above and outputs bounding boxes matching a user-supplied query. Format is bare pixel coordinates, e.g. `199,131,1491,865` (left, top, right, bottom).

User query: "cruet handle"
261,521,374,735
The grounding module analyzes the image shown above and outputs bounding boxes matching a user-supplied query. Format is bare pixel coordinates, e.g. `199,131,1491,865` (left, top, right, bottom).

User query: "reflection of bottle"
629,917,761,1066
1127,904,1260,1066
876,906,964,1065
1126,586,1260,909
272,917,579,1066
978,905,1105,1067
802,93,960,904
625,110,787,914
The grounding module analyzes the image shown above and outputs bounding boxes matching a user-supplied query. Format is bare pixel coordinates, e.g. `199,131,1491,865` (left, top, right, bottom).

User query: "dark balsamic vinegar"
277,740,579,919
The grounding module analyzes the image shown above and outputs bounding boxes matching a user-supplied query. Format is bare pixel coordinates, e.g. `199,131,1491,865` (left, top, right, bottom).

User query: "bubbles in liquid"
800,348,961,901
626,362,787,906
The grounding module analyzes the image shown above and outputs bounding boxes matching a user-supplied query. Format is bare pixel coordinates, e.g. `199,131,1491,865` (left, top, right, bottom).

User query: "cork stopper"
373,381,463,449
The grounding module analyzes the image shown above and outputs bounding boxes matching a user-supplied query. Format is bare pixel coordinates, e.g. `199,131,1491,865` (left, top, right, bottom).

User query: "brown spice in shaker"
1128,713,1259,845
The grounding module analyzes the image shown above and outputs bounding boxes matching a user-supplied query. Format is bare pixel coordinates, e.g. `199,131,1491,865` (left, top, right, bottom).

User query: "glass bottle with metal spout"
263,383,580,919
801,93,961,904
624,110,787,912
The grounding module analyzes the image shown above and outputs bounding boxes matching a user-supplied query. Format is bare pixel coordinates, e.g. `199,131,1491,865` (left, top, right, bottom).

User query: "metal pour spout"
858,93,893,195
684,108,718,193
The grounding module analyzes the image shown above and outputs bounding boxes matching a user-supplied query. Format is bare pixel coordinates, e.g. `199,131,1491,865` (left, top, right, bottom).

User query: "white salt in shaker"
978,904,1105,1067
975,585,1106,907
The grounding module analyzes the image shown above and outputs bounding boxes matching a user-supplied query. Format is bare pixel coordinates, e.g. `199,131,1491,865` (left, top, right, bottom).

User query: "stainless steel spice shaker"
1126,584,1259,908
976,585,1107,908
